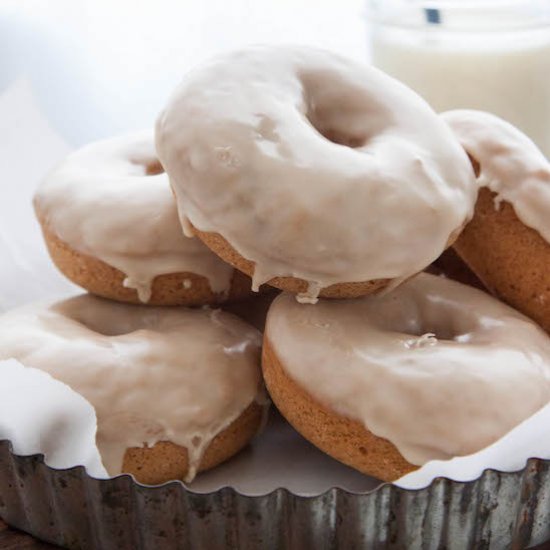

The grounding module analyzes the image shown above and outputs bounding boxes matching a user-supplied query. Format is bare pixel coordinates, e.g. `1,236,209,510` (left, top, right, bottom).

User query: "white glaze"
266,273,550,465
156,46,477,303
0,358,107,477
34,131,234,302
0,296,263,481
443,109,550,244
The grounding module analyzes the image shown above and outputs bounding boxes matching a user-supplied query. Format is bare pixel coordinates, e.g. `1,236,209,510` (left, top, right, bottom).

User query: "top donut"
156,45,478,303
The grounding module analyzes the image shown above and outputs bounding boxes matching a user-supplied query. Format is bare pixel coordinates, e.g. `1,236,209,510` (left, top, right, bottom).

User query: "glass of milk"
367,0,550,157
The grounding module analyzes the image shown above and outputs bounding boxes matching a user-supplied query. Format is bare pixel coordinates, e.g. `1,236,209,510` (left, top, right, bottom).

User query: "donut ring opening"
127,148,166,176
144,159,165,176
299,66,399,152
364,296,477,344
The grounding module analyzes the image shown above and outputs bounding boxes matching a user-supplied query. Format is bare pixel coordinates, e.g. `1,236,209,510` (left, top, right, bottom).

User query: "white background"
0,0,368,146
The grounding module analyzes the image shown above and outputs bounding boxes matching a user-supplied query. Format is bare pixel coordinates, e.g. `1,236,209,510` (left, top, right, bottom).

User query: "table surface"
3,516,550,550
0,519,57,549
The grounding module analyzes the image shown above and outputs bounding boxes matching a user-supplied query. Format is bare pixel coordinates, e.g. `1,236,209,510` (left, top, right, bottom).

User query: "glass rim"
367,19,550,33
366,0,550,32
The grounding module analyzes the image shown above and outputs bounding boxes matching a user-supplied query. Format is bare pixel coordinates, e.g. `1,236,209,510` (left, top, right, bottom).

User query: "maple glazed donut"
443,110,550,332
34,131,254,306
0,295,265,484
156,46,477,304
263,273,550,481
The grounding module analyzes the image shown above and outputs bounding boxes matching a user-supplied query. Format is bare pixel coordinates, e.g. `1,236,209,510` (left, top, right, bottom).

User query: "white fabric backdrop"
0,0,368,145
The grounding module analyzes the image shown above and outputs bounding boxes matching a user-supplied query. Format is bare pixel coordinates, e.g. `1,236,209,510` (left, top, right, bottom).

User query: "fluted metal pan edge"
1,440,549,549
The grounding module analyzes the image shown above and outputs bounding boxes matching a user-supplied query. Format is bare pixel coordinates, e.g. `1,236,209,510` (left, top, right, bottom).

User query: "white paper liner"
396,401,550,489
2,76,550,494
0,78,76,311
0,358,107,477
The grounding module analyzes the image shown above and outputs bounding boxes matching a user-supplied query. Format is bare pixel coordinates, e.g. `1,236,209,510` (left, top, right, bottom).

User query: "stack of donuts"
3,45,550,484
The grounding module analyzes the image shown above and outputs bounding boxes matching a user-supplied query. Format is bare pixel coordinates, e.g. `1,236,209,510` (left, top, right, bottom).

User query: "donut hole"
368,297,474,344
467,154,481,178
300,69,387,150
306,108,368,149
129,157,165,176
392,318,461,345
73,317,145,337
54,296,158,337
405,323,458,342
145,159,165,176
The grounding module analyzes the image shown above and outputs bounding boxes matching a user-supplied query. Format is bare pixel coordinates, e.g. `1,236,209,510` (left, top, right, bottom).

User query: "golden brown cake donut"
156,46,476,304
263,273,550,481
443,110,550,332
0,295,266,484
34,131,256,306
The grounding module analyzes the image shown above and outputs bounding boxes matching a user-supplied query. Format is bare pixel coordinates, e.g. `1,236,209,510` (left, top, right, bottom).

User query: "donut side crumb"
39,222,254,306
122,401,264,485
262,337,417,482
454,187,550,332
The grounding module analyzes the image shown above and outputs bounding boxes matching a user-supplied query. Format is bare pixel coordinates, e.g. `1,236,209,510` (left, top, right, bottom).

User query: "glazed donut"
443,110,550,332
0,295,265,484
34,131,255,306
263,272,550,481
156,46,476,304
